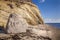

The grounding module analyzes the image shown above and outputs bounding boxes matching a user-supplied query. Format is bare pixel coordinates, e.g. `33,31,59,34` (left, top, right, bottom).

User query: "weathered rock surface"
0,29,60,40
0,13,58,40
0,24,60,40
0,0,44,28
6,14,51,37
0,0,60,40
7,14,28,33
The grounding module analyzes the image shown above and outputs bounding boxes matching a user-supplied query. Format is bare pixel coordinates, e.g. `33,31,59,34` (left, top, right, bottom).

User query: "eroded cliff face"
0,0,44,28
0,0,60,40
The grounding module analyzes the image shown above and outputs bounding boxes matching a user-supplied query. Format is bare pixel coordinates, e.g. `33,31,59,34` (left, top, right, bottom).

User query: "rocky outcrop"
0,0,44,28
0,26,60,40
0,13,52,40
0,0,60,40
3,13,59,40
0,14,60,40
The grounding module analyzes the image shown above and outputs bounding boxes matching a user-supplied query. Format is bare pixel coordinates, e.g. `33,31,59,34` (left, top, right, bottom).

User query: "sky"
32,0,60,23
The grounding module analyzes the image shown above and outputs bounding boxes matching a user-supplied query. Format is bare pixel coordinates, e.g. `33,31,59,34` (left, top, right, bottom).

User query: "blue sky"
32,0,60,23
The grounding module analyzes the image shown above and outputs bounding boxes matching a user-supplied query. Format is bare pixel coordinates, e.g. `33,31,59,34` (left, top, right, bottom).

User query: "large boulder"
6,14,28,33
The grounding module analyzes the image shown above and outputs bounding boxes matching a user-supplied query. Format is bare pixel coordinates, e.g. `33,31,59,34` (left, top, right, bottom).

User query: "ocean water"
46,23,60,28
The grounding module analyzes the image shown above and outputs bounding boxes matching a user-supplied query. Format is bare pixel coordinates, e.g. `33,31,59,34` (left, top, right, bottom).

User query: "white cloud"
44,18,60,23
39,0,45,3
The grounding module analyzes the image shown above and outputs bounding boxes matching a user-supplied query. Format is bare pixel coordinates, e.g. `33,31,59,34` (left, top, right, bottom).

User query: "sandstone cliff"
0,0,60,40
0,0,44,28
